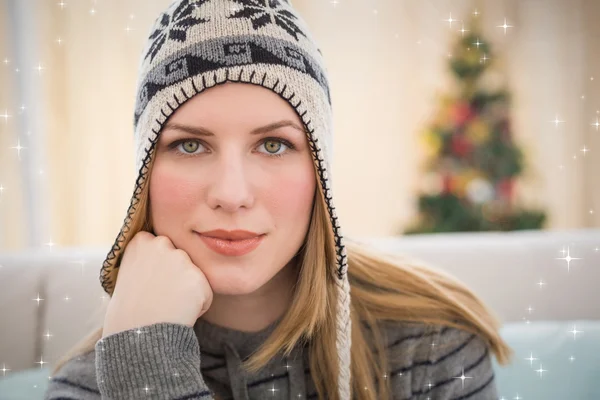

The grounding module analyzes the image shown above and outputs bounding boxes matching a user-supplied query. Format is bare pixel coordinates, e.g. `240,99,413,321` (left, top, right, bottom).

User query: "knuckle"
173,249,191,264
131,231,150,245
155,235,173,247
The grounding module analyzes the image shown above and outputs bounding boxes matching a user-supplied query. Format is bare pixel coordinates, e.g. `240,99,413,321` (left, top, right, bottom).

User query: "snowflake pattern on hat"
145,0,211,63
228,0,305,41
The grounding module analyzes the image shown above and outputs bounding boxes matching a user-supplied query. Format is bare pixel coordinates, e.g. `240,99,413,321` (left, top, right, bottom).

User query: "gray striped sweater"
43,316,498,399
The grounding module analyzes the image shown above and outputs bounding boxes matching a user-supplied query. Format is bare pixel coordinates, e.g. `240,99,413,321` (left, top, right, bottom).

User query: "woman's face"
149,81,316,296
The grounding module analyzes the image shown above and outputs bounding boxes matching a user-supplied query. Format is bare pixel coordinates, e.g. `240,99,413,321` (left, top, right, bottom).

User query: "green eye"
168,139,203,156
264,140,282,154
181,140,199,154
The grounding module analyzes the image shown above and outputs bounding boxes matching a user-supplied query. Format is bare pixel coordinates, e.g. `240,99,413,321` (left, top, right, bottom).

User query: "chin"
204,268,267,296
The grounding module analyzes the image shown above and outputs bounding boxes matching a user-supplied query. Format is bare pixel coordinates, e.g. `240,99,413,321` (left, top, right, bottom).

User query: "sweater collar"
193,314,285,360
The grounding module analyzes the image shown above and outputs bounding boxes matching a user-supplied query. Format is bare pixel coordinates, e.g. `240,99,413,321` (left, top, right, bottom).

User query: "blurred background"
0,0,599,399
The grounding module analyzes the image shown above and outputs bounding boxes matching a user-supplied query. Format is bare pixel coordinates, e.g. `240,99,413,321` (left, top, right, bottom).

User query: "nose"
205,153,254,212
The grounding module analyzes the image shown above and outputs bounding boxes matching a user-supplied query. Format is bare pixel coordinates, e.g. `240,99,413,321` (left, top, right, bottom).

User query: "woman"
44,0,513,399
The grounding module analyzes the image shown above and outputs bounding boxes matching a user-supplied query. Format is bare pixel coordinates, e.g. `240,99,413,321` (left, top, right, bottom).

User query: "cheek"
265,167,315,218
150,164,202,216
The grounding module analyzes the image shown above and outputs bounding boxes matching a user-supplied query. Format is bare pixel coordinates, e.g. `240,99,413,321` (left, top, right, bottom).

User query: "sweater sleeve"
44,349,101,400
412,326,499,400
95,322,215,399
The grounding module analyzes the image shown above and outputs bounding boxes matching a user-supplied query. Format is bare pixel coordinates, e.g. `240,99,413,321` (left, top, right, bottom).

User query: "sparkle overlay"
0,3,597,400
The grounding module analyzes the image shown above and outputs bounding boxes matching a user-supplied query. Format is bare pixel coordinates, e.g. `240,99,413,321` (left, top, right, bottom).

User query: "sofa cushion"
493,320,600,399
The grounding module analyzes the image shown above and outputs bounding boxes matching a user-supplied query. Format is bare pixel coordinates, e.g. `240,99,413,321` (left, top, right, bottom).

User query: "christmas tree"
404,13,546,234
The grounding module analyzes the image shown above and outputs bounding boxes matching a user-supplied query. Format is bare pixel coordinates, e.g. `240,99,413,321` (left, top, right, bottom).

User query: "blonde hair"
51,149,514,400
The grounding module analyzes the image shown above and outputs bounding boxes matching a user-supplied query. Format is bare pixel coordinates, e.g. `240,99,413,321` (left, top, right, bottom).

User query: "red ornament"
452,102,472,126
450,134,473,157
497,179,514,201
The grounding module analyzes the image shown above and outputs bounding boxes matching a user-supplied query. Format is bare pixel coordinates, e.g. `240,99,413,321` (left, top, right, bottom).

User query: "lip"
198,229,262,240
196,232,265,257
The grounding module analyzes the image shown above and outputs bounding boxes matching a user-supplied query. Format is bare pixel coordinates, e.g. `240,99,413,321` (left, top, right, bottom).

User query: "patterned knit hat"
98,0,351,398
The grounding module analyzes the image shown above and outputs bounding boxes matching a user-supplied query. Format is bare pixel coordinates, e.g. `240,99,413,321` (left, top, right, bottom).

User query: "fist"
102,231,213,338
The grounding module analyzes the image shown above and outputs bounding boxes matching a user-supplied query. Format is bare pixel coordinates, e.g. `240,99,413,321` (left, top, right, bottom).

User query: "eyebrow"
162,120,306,137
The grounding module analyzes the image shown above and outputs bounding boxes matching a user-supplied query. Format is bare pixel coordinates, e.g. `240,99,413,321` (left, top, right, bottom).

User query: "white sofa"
0,228,599,395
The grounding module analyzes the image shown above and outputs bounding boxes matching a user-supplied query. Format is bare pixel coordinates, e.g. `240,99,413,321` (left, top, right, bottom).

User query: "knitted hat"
98,0,351,398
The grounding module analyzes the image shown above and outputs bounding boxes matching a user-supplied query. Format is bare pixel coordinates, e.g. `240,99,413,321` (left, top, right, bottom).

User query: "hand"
102,231,213,338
